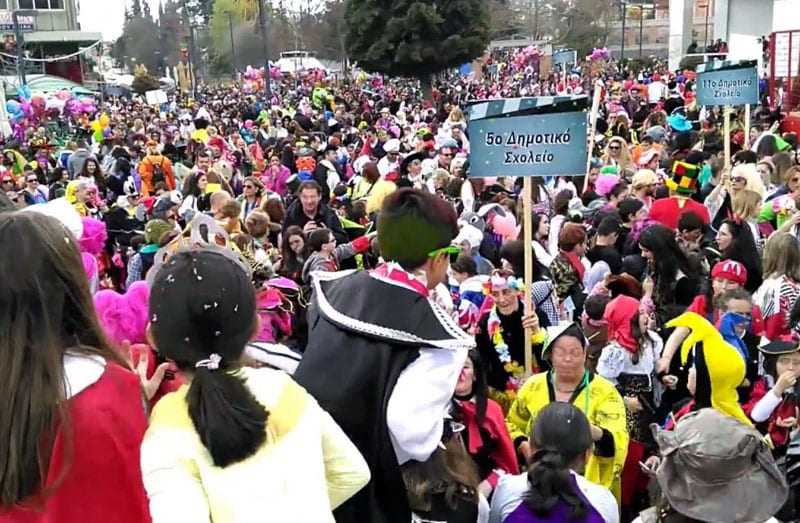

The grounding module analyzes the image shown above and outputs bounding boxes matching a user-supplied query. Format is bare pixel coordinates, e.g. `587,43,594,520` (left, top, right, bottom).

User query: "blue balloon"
18,85,31,101
6,100,20,114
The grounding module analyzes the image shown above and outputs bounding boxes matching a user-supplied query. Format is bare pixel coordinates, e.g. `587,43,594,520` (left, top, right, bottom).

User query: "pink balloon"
492,213,518,239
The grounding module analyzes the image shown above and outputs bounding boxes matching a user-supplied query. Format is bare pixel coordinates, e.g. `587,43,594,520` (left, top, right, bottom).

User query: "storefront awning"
24,31,102,44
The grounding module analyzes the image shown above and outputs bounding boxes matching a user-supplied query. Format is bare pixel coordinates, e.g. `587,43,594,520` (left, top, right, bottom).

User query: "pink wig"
79,217,107,256
94,281,151,347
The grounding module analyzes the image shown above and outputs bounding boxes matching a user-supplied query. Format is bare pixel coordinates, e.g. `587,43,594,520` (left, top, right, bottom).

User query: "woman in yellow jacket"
141,249,370,522
506,322,628,501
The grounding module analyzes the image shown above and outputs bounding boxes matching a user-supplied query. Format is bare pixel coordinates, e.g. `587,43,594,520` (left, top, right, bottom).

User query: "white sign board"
774,32,800,77
145,89,168,106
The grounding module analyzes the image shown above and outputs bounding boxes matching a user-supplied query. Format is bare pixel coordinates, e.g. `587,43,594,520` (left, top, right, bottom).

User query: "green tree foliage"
344,0,490,84
114,0,188,76
556,0,615,56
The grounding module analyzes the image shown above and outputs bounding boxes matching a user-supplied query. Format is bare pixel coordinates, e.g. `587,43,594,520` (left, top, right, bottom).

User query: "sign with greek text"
468,110,587,177
696,64,759,107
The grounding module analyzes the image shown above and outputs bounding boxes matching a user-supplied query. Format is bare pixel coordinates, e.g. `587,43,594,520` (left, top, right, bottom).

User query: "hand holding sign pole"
522,176,534,378
584,80,604,193
468,96,588,378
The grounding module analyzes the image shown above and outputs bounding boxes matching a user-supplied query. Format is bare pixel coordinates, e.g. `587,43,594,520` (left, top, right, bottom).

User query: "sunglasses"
428,245,460,264
244,184,255,189
26,179,37,183
609,145,621,151
731,176,747,183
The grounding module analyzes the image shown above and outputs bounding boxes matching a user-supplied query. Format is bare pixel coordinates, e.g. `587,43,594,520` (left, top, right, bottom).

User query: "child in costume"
744,340,800,454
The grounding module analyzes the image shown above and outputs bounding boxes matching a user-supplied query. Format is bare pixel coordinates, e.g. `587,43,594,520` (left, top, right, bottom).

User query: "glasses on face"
244,184,255,189
731,176,746,184
26,178,37,184
609,145,621,151
428,245,460,264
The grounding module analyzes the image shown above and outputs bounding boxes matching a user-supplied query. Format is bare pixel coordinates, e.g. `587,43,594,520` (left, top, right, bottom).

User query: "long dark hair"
80,157,105,193
639,224,692,301
279,225,305,277
0,212,124,506
148,250,267,467
463,349,489,425
525,402,592,518
718,219,762,292
184,172,207,198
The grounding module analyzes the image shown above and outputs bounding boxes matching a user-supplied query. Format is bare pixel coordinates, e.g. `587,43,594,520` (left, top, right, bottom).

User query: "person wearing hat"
631,169,659,210
313,144,341,202
125,219,174,289
377,138,401,178
294,188,474,523
475,271,546,411
648,155,710,230
138,139,175,197
635,408,788,523
745,339,800,450
507,322,628,501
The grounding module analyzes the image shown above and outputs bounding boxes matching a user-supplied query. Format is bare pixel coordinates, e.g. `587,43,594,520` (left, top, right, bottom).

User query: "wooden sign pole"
724,105,732,169
522,176,534,379
583,80,603,193
744,104,751,150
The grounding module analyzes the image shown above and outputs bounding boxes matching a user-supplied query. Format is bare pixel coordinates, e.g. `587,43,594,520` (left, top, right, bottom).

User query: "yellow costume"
666,311,752,426
65,180,89,217
506,371,629,500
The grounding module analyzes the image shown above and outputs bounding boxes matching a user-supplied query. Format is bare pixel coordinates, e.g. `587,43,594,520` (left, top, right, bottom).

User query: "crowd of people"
1,46,800,523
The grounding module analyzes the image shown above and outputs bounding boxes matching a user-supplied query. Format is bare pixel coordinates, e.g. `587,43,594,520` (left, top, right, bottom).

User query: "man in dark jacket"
294,189,474,523
281,180,347,244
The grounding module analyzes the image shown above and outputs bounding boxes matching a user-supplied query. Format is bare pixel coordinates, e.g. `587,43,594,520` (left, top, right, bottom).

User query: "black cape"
294,269,474,523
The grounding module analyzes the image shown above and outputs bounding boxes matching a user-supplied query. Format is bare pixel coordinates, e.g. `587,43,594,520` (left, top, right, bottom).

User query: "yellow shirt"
141,368,370,522
506,371,628,501
366,179,397,215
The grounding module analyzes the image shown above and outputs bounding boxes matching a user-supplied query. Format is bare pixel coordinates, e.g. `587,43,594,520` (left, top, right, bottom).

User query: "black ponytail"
523,402,593,519
525,449,588,518
148,250,267,468
187,367,268,468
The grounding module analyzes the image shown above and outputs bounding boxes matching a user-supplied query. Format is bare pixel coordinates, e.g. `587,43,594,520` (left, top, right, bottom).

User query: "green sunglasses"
428,245,460,263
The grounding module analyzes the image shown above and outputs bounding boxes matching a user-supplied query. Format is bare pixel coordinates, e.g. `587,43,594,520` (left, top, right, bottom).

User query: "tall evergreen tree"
143,0,152,20
344,0,490,95
131,0,143,17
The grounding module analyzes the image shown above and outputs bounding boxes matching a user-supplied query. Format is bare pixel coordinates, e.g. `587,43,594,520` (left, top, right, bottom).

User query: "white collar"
63,352,107,400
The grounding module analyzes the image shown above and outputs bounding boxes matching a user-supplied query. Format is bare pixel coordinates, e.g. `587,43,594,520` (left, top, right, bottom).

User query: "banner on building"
696,60,759,107
467,96,588,178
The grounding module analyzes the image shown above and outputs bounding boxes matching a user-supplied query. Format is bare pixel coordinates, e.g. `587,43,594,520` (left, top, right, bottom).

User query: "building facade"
0,0,101,82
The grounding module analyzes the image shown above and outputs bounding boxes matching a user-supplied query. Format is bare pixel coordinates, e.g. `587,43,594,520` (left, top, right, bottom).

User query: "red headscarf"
603,295,640,354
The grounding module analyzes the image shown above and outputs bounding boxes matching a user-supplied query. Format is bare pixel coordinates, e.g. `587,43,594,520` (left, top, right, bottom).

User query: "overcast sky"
79,0,161,41
79,0,314,42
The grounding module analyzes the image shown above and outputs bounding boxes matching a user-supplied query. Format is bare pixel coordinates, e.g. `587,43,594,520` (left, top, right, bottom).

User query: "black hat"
758,340,800,356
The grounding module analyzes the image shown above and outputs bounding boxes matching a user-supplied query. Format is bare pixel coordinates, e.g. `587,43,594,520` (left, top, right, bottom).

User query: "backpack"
151,158,166,185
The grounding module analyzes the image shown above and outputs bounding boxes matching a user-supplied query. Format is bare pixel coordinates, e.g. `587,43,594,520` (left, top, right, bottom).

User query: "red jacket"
1,363,151,523
457,398,519,487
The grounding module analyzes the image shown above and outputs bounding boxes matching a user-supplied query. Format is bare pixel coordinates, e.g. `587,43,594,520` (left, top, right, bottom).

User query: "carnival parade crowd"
1,47,800,523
